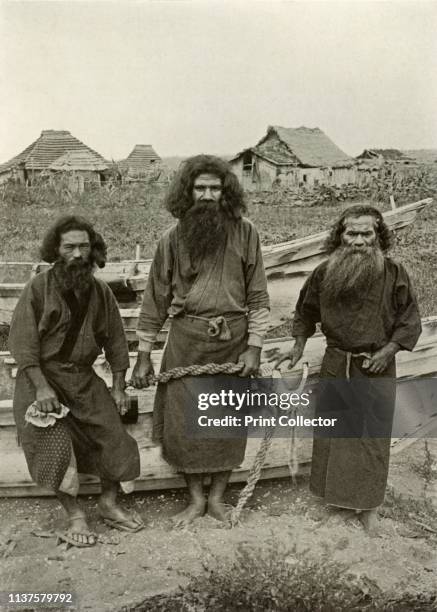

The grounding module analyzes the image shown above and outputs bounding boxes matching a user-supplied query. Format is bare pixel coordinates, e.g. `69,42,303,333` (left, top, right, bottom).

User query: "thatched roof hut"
122,145,161,172
0,130,107,184
230,126,356,190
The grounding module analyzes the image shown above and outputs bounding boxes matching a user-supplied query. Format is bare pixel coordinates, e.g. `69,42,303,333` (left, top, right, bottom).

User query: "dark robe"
292,257,421,509
137,218,270,473
8,269,140,493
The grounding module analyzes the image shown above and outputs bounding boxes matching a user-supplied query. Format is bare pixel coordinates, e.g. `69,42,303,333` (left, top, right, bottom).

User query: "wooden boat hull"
1,316,436,497
0,198,432,332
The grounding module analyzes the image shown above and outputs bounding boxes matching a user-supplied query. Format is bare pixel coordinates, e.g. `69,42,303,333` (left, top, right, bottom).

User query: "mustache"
321,245,384,304
65,258,91,268
54,257,94,292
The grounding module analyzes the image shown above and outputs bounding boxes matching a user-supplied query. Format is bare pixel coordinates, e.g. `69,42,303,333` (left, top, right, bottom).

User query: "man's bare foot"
207,498,230,523
337,508,360,523
98,499,144,531
358,509,380,537
65,513,96,546
171,500,206,528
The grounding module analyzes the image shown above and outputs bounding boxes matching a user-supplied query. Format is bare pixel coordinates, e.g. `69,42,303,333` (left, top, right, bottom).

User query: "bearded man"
9,216,143,547
271,205,421,534
132,155,270,526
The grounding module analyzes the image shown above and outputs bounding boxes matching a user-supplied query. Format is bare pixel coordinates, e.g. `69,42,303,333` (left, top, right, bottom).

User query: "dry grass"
0,181,436,315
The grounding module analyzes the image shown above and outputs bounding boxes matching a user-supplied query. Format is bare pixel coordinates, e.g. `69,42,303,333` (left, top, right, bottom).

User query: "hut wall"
329,166,357,186
229,158,244,182
69,171,101,192
25,169,43,185
357,167,380,186
274,167,299,188
0,171,13,185
255,158,278,190
231,156,358,191
276,165,357,187
230,154,277,191
296,168,322,187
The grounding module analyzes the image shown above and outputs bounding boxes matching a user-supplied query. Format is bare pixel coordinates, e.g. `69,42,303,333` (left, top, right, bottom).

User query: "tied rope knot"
207,316,232,341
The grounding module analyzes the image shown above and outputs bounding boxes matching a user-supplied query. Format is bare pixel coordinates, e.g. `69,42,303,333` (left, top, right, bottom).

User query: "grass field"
0,181,436,316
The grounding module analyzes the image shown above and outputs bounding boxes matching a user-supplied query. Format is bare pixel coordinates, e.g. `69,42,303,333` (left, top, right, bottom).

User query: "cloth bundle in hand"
24,402,70,428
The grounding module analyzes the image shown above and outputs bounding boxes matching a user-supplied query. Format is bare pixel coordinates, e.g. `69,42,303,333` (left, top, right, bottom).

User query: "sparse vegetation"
128,540,436,611
412,440,437,484
380,485,437,538
1,176,436,315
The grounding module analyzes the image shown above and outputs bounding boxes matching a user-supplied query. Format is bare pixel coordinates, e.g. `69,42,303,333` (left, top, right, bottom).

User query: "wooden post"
389,195,396,209
135,243,141,261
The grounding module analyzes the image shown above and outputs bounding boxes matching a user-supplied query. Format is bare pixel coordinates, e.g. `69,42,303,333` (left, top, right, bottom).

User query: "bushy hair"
40,215,107,268
324,205,393,253
165,154,246,219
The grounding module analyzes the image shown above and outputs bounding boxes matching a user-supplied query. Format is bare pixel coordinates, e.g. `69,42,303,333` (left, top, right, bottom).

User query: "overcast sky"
0,0,436,162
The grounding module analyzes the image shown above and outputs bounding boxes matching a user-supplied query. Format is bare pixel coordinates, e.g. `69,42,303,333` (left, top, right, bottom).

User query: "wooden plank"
391,417,437,456
0,465,310,498
1,370,436,497
0,436,313,497
0,340,436,497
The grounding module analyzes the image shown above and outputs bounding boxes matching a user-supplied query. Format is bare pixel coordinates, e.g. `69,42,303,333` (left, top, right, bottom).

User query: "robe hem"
162,453,242,474
310,486,382,511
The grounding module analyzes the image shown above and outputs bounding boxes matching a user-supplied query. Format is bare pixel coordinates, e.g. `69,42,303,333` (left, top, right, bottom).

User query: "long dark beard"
321,245,384,305
179,201,228,262
54,258,94,294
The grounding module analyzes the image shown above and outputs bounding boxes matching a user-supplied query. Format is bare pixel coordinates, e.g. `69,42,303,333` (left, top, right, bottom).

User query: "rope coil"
129,360,309,527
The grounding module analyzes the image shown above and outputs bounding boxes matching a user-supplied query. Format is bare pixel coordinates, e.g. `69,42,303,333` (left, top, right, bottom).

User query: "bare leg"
358,508,379,536
98,479,144,530
208,470,231,522
171,473,206,527
57,491,95,545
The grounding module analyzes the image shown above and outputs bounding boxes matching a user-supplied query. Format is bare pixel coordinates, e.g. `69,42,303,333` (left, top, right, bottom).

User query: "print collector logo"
197,414,338,428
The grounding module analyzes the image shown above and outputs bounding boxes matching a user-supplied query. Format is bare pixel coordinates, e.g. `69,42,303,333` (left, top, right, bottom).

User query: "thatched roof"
120,145,161,173
0,130,107,174
49,150,108,172
269,126,353,167
231,126,354,168
356,148,406,161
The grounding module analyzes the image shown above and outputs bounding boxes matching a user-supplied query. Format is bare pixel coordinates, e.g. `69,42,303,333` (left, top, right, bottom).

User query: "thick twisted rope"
129,360,308,527
149,362,244,384
229,424,276,526
230,363,309,526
